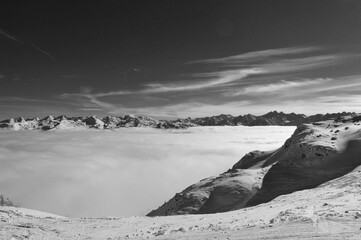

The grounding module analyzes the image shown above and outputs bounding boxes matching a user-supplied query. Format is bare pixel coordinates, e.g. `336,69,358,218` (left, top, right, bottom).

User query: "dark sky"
1,0,361,119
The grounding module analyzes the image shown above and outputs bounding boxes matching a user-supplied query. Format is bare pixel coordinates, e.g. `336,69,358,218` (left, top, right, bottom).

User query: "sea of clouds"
0,126,295,217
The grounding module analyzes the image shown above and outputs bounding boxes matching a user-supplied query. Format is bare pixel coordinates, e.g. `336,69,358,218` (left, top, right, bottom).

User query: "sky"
1,0,361,119
0,126,295,217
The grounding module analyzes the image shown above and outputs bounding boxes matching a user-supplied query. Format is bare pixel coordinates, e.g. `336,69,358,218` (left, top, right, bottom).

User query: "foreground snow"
1,167,361,239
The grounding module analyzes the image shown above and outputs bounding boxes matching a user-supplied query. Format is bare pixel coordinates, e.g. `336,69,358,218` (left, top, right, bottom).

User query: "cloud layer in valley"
0,126,295,217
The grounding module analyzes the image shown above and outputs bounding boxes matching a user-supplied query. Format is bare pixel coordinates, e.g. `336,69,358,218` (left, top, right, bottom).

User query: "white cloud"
230,78,332,96
187,46,320,64
108,100,253,119
140,68,263,93
261,55,339,73
0,127,295,217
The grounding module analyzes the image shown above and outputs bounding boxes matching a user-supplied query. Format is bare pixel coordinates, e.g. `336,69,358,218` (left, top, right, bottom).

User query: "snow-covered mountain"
2,114,361,239
147,114,361,216
0,115,197,130
2,115,361,239
0,111,355,130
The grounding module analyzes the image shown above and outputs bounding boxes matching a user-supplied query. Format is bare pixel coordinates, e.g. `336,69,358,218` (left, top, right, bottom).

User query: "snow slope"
1,166,361,239
148,115,361,216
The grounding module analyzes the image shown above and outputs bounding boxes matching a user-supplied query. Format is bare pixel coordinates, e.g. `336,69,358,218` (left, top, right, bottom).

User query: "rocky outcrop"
0,195,15,207
148,114,361,216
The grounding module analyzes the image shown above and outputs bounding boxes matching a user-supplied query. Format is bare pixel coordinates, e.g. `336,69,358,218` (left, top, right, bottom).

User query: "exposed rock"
83,116,105,129
0,195,15,207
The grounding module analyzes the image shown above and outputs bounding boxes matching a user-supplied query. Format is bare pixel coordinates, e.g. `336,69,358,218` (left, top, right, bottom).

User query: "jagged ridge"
0,111,355,131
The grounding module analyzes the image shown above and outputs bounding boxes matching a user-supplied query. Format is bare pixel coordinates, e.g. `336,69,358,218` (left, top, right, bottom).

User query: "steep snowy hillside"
148,115,361,216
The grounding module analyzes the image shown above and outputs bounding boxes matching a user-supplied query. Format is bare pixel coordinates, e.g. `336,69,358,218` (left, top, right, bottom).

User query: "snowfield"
0,126,295,217
1,167,361,239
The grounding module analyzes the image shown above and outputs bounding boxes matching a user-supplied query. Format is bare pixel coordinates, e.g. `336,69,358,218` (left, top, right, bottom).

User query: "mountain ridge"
147,114,361,216
0,111,356,130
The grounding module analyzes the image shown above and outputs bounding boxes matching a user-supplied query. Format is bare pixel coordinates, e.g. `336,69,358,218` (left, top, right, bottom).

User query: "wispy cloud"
0,28,55,60
187,46,320,64
78,108,103,111
59,46,360,117
64,48,335,97
230,78,332,96
260,55,338,74
68,87,115,109
61,68,262,112
140,68,263,93
0,96,69,105
108,101,253,119
0,29,23,43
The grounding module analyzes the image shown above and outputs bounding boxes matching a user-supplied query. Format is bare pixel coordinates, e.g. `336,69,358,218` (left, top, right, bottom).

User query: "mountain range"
0,111,356,130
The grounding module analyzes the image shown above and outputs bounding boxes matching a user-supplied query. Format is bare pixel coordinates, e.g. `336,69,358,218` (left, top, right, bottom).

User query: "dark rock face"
192,114,236,126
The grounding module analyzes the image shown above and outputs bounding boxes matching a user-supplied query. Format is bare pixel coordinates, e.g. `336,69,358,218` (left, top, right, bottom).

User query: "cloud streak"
230,78,332,96
56,46,361,117
187,46,320,64
0,28,55,60
0,29,23,44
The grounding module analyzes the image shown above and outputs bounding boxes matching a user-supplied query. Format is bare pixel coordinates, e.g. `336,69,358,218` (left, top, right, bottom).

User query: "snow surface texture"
1,166,361,239
148,115,361,216
0,126,294,217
